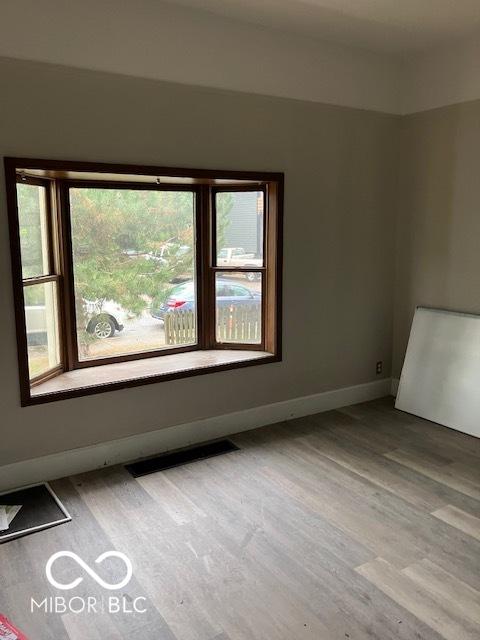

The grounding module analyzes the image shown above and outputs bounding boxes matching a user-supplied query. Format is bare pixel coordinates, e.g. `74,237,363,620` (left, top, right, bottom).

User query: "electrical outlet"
376,361,383,375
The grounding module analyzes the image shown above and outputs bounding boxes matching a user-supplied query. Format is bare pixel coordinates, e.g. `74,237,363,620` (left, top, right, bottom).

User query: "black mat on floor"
0,483,71,543
126,439,240,477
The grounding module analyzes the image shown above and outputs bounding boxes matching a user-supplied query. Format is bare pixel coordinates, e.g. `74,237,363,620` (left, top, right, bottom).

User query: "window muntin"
67,186,197,362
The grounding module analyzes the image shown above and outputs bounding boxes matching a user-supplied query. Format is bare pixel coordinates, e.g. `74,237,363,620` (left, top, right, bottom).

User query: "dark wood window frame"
5,158,283,406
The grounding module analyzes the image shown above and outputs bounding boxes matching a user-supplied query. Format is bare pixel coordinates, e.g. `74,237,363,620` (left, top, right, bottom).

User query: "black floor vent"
125,439,240,477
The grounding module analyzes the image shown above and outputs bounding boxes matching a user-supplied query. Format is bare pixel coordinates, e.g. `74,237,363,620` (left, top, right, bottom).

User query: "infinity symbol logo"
46,551,133,591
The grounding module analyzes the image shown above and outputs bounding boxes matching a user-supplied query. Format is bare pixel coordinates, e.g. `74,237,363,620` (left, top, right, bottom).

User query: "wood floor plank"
385,448,480,501
311,407,412,453
137,472,208,525
305,430,480,516
343,401,480,461
62,612,119,640
447,460,480,487
402,559,480,625
356,557,480,640
432,505,480,541
298,430,447,511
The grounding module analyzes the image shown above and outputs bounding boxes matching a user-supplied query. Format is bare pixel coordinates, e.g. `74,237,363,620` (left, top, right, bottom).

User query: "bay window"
5,158,283,405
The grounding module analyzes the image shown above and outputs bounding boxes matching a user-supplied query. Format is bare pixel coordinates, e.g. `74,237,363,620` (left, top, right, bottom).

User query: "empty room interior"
1,1,480,638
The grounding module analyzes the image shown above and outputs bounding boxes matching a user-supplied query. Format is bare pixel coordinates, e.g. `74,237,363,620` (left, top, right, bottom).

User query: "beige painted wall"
393,99,480,377
0,57,397,465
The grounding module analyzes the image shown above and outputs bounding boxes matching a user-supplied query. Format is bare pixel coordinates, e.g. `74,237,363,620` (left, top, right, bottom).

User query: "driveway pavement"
83,313,169,360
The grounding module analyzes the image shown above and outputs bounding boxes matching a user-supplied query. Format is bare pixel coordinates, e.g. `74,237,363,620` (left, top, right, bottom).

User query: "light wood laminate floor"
1,397,479,639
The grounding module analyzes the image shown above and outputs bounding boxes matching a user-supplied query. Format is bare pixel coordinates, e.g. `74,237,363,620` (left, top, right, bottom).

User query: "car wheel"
92,317,115,339
246,272,261,282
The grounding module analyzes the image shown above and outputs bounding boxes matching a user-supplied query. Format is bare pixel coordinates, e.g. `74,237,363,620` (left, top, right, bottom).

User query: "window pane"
17,183,50,278
216,191,264,267
69,188,196,361
215,272,262,344
24,281,60,379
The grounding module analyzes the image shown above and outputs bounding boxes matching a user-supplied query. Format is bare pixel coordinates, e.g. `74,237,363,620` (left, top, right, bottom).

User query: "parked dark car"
151,279,261,320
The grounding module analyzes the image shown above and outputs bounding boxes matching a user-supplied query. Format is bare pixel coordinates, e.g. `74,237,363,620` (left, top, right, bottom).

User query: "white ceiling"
1,0,480,113
167,0,480,54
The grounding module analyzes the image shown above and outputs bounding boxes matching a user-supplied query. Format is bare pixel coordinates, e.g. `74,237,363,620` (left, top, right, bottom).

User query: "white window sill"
28,349,276,404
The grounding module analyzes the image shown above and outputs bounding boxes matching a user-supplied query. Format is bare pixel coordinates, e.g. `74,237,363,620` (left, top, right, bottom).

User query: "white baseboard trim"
391,378,400,397
0,378,391,491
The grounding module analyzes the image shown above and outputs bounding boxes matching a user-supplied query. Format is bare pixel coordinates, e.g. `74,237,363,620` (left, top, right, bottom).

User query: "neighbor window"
5,159,283,404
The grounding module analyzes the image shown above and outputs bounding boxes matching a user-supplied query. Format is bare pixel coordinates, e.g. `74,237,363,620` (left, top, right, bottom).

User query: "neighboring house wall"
223,192,263,255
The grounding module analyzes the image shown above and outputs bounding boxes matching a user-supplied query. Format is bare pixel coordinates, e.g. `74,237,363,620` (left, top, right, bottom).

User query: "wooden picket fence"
165,309,196,345
216,304,261,343
165,304,261,345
